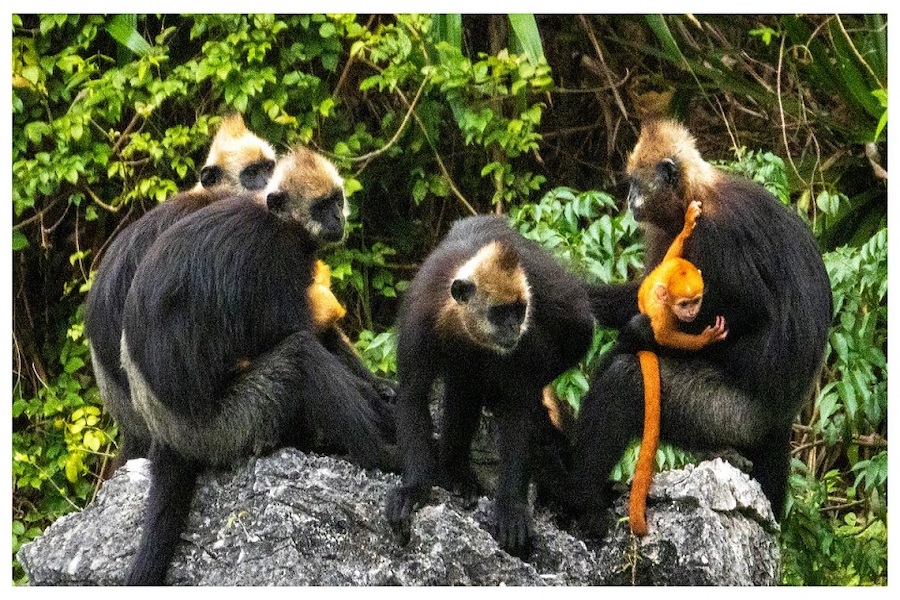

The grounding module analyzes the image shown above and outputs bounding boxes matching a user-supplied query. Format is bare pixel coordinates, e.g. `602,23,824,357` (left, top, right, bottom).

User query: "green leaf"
12,229,29,251
644,15,684,66
508,14,544,64
431,14,462,49
105,15,152,57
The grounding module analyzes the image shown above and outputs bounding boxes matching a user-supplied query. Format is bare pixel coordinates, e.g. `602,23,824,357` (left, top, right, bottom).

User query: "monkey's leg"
655,358,779,512
227,330,396,470
528,398,573,509
568,353,645,538
438,377,485,503
127,442,201,586
385,364,439,543
744,427,793,520
492,395,535,558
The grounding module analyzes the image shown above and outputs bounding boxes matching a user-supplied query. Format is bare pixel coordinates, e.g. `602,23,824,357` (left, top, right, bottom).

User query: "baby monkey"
630,199,728,536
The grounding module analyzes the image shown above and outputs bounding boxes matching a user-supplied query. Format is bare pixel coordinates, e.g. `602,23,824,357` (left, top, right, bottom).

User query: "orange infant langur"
630,199,728,537
236,260,345,372
309,260,347,333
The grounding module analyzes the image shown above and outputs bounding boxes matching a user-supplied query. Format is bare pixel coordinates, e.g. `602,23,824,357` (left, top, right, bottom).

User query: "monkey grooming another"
86,113,276,465
120,146,395,585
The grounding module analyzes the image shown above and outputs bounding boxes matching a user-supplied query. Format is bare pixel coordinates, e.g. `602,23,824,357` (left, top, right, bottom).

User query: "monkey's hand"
494,499,533,559
699,315,729,344
385,484,430,544
685,200,702,229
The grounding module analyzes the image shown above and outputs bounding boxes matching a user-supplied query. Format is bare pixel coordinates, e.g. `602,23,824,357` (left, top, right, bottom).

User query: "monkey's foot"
494,500,533,559
384,484,430,544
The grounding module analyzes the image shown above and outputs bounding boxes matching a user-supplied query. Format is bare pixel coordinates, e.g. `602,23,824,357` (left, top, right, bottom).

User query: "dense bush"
12,14,886,585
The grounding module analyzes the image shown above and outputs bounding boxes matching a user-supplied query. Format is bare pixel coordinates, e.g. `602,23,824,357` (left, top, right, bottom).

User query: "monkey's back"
122,197,317,420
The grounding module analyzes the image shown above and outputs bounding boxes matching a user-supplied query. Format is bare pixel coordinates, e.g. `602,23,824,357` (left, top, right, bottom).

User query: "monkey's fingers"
385,485,428,543
494,501,533,559
686,200,702,226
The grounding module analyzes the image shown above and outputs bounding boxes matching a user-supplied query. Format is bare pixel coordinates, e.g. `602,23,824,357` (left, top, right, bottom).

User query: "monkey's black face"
627,158,684,231
239,159,276,191
487,301,528,351
310,190,347,243
451,277,528,354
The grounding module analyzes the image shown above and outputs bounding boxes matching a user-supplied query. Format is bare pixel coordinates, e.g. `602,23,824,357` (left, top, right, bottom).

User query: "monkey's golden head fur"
438,241,532,354
264,145,348,244
625,119,721,232
196,113,277,199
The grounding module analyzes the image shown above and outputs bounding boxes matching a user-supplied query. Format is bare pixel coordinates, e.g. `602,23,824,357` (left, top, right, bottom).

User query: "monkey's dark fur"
85,115,275,466
85,188,234,463
385,215,594,558
564,120,832,534
120,149,395,585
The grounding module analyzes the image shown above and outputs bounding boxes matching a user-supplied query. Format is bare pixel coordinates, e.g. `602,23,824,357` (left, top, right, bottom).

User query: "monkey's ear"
653,281,669,304
657,158,679,186
200,165,223,188
451,279,476,304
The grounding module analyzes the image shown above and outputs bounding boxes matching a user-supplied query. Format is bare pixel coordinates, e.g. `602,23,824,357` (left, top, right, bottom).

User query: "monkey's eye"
656,158,678,186
266,191,289,213
239,159,275,191
675,298,700,309
200,165,223,188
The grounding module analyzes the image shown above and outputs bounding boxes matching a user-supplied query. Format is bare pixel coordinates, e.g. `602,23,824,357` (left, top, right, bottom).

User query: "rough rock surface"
18,450,780,586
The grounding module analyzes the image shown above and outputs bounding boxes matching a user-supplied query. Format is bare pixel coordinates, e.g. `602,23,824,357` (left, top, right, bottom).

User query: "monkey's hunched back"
123,199,316,422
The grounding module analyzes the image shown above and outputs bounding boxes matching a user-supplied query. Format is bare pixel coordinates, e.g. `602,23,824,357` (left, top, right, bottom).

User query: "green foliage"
12,310,117,583
718,150,790,205
782,464,887,585
355,330,398,378
818,230,888,445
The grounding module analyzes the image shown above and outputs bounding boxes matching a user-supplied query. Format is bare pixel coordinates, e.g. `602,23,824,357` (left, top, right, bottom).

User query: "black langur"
120,146,395,585
566,119,832,534
385,215,595,558
85,113,276,465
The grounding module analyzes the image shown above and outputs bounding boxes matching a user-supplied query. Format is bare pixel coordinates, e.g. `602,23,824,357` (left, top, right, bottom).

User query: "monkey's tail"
630,350,661,537
127,442,200,585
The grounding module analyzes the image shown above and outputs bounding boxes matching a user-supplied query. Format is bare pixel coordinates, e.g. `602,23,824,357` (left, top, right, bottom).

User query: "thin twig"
578,15,629,122
347,77,428,164
834,15,884,89
775,34,808,188
83,183,119,212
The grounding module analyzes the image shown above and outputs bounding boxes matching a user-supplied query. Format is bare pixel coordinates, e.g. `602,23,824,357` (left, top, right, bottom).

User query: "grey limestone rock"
18,450,779,586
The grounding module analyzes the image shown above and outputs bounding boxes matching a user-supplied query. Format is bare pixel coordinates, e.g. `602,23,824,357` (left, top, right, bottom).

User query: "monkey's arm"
661,201,701,263
652,316,728,351
586,280,640,329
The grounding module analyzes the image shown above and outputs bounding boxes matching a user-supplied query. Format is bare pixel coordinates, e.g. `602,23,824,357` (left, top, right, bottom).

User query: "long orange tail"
630,350,661,536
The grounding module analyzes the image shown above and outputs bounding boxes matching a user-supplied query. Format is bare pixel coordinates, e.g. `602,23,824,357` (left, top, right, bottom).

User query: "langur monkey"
629,199,727,536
